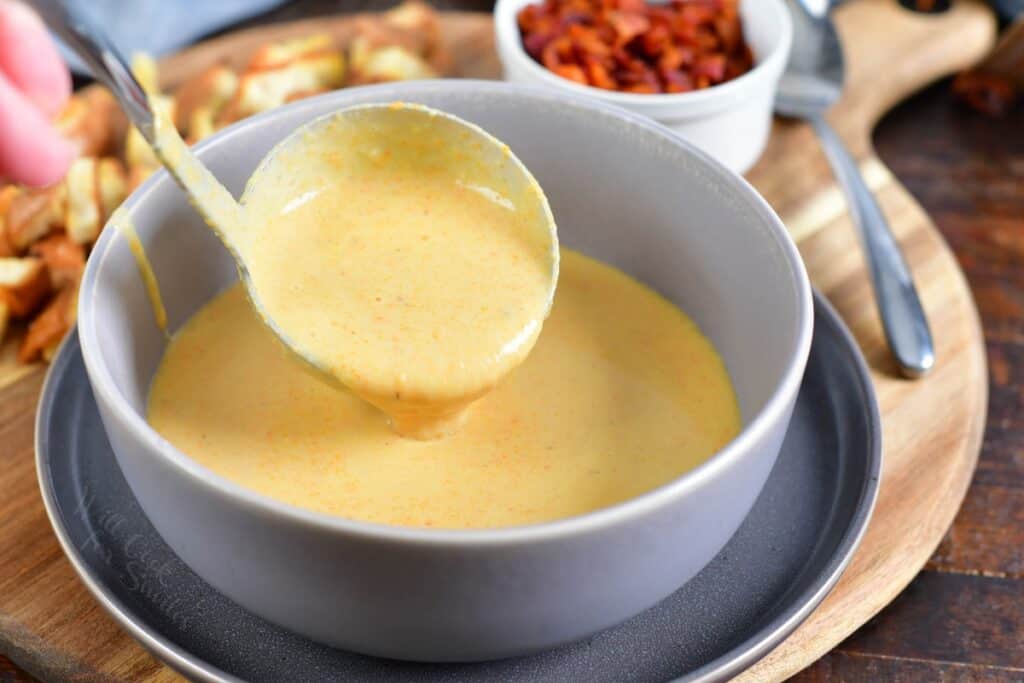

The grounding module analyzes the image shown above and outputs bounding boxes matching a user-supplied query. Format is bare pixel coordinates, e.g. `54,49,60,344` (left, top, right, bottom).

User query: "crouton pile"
0,0,451,364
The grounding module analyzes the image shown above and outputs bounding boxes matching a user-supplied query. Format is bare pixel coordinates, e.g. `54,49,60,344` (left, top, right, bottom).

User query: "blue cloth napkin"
59,0,289,74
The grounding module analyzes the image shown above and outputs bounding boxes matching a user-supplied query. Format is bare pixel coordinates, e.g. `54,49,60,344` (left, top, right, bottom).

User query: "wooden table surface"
3,2,1022,681
797,78,1024,682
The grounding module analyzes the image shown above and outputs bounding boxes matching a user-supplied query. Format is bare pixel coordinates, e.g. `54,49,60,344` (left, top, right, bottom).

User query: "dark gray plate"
36,291,880,683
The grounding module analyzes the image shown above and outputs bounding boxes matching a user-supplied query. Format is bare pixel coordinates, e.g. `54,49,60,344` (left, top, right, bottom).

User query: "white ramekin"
494,0,793,173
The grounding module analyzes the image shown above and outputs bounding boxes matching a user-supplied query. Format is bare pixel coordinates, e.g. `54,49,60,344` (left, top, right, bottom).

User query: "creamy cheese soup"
148,103,557,439
148,249,740,530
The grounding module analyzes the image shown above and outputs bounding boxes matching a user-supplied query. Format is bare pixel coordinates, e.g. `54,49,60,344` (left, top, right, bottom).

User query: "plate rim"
35,332,245,683
682,290,881,682
35,289,881,683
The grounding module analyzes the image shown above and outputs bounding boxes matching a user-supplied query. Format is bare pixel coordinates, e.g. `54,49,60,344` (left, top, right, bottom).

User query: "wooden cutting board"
0,1,995,681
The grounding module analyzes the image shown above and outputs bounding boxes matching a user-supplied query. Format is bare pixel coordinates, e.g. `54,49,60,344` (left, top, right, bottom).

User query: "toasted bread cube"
0,257,50,318
224,53,345,121
54,94,89,137
348,43,437,84
29,234,85,289
0,186,18,212
175,65,238,134
65,158,101,245
131,53,160,94
0,298,8,345
126,94,174,164
125,102,171,189
5,187,63,252
283,88,330,104
126,54,174,183
385,0,450,70
18,283,77,364
65,157,126,245
128,165,155,193
186,107,217,144
384,0,435,30
218,36,344,125
125,126,157,180
249,35,336,71
56,88,122,158
348,33,377,72
42,340,59,362
350,15,427,59
97,158,128,223
0,186,21,257
348,11,450,77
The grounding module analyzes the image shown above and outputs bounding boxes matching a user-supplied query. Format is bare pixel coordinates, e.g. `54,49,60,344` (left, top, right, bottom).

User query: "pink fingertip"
0,72,74,187
0,1,72,118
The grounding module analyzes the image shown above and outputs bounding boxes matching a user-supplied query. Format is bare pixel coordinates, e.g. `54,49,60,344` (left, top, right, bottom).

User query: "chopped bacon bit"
552,63,589,84
608,12,651,45
694,54,727,82
518,0,753,94
623,82,661,94
584,55,617,89
662,68,695,93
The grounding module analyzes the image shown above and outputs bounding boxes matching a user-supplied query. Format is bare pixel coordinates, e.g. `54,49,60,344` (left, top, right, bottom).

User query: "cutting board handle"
831,0,996,147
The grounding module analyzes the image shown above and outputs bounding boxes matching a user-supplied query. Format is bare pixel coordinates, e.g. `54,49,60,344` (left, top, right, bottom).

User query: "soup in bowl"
78,80,812,662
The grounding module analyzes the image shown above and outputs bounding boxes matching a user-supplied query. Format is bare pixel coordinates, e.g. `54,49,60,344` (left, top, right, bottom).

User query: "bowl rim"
493,0,794,110
78,79,814,547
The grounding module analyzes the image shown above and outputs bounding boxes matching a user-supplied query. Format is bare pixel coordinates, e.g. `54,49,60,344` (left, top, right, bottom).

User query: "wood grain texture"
837,571,1024,668
0,322,36,396
0,654,36,682
0,371,171,682
0,2,998,682
795,75,1024,681
754,0,997,243
798,652,1024,682
877,85,1024,589
739,2,995,677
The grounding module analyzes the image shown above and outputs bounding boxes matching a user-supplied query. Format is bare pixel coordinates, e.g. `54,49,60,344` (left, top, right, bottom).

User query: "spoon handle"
27,0,155,140
810,116,935,378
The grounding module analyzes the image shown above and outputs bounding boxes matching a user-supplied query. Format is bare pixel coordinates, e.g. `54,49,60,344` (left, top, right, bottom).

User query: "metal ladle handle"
27,0,155,141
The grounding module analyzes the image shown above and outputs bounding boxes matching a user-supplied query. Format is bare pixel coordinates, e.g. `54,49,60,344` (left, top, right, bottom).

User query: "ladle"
33,0,559,437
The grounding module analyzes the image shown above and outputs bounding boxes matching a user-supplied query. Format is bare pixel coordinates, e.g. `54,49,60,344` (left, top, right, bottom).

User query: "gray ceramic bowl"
77,80,813,663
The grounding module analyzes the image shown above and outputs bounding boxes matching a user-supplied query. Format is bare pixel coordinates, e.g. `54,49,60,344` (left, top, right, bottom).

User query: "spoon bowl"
237,102,559,436
775,0,844,119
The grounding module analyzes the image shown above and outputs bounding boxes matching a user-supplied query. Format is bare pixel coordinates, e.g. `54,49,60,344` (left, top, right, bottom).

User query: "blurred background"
59,0,494,72
54,0,1024,74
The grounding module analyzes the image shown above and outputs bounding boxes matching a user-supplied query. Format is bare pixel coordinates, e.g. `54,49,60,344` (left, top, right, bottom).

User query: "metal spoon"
776,0,935,378
31,0,559,400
